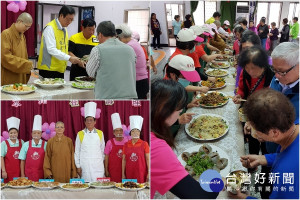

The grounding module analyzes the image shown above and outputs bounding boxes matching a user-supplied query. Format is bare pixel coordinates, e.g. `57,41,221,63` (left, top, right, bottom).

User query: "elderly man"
86,21,137,99
1,12,33,85
38,5,80,78
74,102,105,182
18,115,47,181
263,42,299,154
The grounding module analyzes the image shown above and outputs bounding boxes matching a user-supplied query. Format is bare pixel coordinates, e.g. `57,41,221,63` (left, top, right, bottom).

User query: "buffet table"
1,187,149,199
154,60,248,199
1,81,95,100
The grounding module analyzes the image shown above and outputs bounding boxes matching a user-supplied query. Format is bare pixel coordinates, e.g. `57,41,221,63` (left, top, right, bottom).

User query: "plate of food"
32,182,60,190
226,170,249,194
61,183,89,191
34,78,65,89
89,181,115,189
200,78,226,90
71,81,95,90
1,83,37,95
196,92,229,108
1,183,7,188
185,114,229,141
214,55,231,62
145,182,150,188
178,144,231,179
8,178,32,188
75,76,96,82
210,62,230,69
205,69,228,77
115,182,146,191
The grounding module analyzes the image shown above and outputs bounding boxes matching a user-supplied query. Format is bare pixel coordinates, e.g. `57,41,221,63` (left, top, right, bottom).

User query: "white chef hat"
84,102,97,118
7,117,20,131
111,113,122,130
32,115,42,131
129,115,143,131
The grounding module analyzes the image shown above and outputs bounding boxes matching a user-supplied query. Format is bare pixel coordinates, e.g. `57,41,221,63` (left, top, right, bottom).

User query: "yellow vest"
38,19,69,73
78,129,103,143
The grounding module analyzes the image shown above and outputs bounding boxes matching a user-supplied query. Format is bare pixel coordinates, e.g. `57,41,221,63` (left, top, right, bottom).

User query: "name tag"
122,179,137,183
13,177,28,180
92,38,99,43
70,179,84,184
39,179,54,182
96,178,110,182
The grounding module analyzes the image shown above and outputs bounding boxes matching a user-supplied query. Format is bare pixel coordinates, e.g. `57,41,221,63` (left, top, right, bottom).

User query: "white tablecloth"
154,64,247,199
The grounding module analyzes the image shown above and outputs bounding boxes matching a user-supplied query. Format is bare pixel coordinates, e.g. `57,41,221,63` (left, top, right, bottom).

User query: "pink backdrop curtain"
1,1,36,57
1,101,149,143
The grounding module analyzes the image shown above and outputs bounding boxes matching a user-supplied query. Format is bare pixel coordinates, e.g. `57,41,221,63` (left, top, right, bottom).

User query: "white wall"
82,1,150,26
150,1,190,45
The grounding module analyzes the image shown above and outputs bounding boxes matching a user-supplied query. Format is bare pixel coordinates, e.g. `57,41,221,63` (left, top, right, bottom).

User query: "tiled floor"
150,47,175,83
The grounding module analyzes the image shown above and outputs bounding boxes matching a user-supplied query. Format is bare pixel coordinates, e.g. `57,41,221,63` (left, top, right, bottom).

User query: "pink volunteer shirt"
150,132,188,198
104,137,130,155
127,39,148,81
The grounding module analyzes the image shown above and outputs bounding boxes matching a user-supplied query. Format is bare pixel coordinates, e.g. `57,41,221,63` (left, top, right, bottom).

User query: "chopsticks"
228,96,247,102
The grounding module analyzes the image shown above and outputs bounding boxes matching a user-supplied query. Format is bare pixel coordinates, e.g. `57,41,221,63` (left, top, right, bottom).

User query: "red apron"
4,139,22,183
124,141,147,183
25,140,46,181
108,139,123,182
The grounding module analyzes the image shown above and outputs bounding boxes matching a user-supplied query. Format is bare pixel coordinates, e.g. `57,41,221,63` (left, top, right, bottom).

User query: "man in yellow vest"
74,102,105,182
38,5,80,78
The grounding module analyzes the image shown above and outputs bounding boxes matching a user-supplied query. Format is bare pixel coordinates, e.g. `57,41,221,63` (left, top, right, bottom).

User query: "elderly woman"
172,15,181,38
1,117,24,183
230,88,299,199
19,115,47,181
151,79,219,199
122,115,149,183
265,42,299,154
43,121,77,183
116,24,149,99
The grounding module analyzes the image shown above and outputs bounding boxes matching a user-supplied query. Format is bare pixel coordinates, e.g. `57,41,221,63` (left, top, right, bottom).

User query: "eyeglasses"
270,65,297,76
22,22,31,29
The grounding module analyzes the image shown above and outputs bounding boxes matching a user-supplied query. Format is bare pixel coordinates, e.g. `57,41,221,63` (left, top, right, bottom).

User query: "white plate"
185,113,229,141
8,185,32,189
115,183,146,191
205,69,228,77
32,185,58,190
71,82,95,90
209,62,230,69
196,92,229,108
34,79,66,89
60,184,89,191
199,80,226,90
89,182,115,189
1,85,37,95
177,144,231,177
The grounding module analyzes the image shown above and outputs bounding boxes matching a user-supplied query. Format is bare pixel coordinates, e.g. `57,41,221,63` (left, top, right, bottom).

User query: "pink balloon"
1,136,5,142
80,107,85,117
50,131,56,138
2,131,10,140
7,2,19,13
95,108,101,119
18,1,27,11
49,122,56,131
42,123,49,132
42,132,48,140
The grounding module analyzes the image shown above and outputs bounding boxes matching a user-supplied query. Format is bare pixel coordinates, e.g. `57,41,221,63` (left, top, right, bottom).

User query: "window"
237,2,249,6
193,1,217,25
288,2,299,22
125,10,149,44
256,2,282,28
